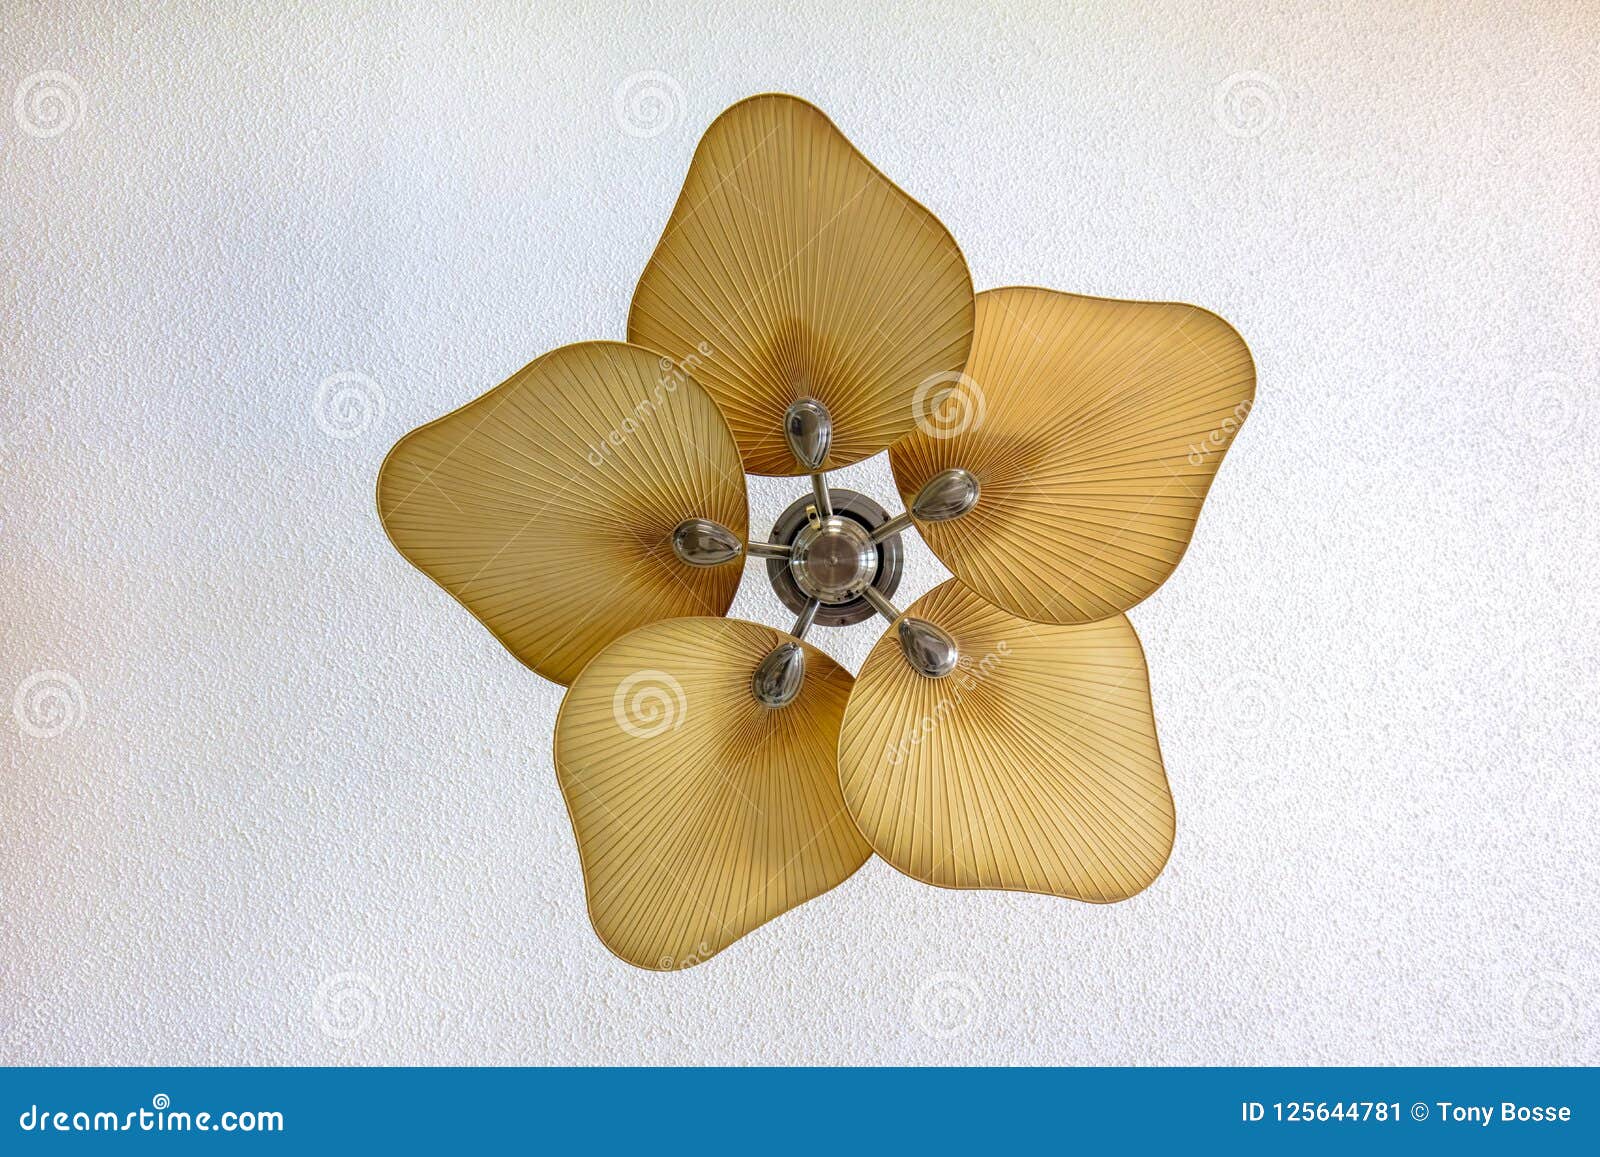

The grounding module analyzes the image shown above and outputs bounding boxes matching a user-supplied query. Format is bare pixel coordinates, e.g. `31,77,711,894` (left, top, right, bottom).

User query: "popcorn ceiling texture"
3,1,1597,1065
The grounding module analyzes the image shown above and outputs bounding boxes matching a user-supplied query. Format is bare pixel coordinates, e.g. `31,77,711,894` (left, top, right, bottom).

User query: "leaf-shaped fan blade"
630,94,974,475
554,616,871,969
378,342,747,685
890,287,1255,624
838,579,1174,902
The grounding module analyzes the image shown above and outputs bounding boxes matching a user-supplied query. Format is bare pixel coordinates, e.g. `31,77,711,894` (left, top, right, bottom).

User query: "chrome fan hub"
791,515,877,603
766,489,904,627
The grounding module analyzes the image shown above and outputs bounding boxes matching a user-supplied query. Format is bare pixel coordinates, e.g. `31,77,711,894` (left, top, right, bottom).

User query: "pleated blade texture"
630,93,974,475
554,617,871,969
838,580,1175,902
377,342,747,685
890,287,1255,624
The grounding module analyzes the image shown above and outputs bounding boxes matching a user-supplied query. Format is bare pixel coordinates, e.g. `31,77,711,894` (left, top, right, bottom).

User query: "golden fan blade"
838,580,1174,902
377,342,747,686
890,287,1256,624
629,93,974,476
553,617,870,969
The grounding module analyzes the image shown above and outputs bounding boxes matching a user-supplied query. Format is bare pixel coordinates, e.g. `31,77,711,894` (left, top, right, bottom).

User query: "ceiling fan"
377,94,1255,970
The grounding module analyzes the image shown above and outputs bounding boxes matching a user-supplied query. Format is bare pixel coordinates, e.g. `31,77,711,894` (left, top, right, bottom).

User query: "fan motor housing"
766,488,904,627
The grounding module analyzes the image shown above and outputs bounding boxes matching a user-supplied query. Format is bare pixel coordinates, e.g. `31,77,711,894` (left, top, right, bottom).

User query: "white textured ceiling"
3,1,1596,1064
